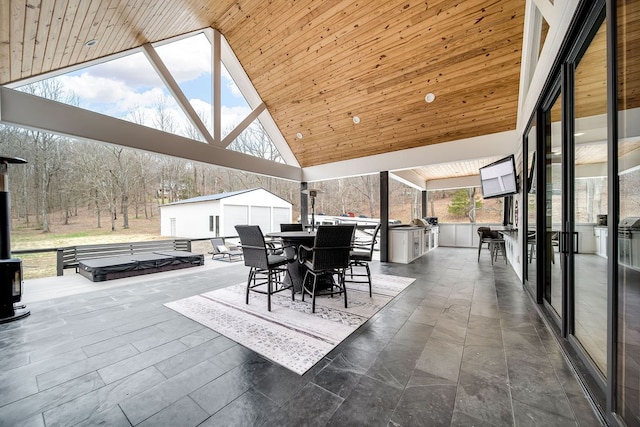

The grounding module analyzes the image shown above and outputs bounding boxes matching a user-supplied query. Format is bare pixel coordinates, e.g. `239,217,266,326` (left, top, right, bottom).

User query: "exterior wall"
220,189,292,235
160,201,220,238
160,189,293,238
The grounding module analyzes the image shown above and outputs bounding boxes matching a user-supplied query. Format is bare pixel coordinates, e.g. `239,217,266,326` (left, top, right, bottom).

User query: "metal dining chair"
345,223,380,297
280,223,303,232
235,225,295,311
298,224,355,313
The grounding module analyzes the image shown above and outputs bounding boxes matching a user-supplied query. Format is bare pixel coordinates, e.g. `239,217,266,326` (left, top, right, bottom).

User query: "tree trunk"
41,174,50,232
468,188,477,223
122,194,129,229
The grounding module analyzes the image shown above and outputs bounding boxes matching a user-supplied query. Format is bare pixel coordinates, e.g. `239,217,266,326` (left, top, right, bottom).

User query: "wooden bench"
56,239,194,276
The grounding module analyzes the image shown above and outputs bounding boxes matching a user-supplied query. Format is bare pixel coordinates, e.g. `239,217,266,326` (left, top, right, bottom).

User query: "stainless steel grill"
619,217,640,268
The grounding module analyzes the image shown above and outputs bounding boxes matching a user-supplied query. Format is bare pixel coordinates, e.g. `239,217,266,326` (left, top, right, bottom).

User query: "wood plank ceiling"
1,0,526,169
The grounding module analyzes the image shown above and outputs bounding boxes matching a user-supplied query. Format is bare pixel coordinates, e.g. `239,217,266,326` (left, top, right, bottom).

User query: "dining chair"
280,223,303,232
298,224,355,313
345,223,381,297
235,225,295,311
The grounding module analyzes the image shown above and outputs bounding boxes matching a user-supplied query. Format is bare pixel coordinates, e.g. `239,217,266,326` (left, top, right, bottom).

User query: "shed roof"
161,188,291,206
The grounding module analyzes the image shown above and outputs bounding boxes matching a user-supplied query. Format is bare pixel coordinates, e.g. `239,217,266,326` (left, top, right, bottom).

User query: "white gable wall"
220,189,293,236
160,189,293,238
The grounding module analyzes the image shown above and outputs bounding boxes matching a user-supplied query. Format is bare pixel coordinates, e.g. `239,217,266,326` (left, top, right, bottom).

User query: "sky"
38,33,253,139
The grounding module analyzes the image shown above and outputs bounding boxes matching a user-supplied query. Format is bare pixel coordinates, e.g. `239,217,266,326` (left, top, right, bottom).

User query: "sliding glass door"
539,11,609,377
572,18,608,377
543,90,564,319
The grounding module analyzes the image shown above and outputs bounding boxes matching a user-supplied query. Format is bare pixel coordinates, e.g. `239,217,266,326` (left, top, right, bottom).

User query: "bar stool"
490,237,507,265
477,227,493,262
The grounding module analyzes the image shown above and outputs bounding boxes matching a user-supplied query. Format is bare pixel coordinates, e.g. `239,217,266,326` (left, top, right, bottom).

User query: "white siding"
160,189,292,238
159,201,218,238
273,207,291,230
251,206,272,233
224,204,248,236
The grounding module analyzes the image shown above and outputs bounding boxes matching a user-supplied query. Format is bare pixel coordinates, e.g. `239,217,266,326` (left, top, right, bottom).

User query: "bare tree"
108,147,136,229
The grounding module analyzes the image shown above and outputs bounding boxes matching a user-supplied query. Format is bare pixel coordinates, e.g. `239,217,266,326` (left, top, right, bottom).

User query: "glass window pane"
545,92,563,317
573,20,608,375
526,119,537,292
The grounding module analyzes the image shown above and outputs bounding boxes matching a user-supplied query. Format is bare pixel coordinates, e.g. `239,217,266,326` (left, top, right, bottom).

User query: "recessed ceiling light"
574,132,585,136
425,93,436,103
296,132,303,139
85,39,98,47
352,116,360,124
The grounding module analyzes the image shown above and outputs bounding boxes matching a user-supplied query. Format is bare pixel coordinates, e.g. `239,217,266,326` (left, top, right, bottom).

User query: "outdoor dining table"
266,230,316,293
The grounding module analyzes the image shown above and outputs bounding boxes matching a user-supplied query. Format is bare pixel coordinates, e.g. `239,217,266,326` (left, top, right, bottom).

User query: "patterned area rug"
164,274,415,375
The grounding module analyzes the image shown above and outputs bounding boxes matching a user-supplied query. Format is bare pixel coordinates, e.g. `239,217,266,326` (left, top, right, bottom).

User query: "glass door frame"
522,112,543,304
521,0,615,420
563,4,609,396
538,79,567,333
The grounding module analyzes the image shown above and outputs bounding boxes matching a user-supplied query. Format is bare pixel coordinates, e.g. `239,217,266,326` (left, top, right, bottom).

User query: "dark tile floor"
0,247,604,426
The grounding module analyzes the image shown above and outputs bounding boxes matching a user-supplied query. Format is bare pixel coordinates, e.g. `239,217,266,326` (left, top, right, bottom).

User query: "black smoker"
0,156,29,323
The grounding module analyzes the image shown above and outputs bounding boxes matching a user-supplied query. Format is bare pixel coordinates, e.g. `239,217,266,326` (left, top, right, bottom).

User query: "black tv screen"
479,155,518,199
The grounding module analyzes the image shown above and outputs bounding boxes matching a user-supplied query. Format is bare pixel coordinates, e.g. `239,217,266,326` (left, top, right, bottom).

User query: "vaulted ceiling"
1,0,526,180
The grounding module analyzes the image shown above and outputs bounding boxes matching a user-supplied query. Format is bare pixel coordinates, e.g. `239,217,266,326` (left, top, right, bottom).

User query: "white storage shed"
159,188,293,238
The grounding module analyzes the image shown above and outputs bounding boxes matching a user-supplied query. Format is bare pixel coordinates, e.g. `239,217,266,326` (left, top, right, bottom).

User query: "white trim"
517,0,543,129
390,170,426,191
426,175,481,191
141,43,215,145
518,0,581,134
533,0,557,26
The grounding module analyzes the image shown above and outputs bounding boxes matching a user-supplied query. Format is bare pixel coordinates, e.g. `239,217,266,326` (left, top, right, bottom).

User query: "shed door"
223,204,248,236
170,218,176,237
251,206,271,233
273,207,291,229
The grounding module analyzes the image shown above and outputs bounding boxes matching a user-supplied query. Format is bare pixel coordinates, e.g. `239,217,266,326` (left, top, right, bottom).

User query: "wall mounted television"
479,154,518,199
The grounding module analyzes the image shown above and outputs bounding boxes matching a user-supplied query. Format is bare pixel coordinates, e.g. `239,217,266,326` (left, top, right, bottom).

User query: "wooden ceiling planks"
242,1,525,166
67,0,103,66
2,0,530,168
8,0,26,81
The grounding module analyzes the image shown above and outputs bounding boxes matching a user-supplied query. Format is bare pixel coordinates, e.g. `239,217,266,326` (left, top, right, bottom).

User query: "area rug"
164,273,415,375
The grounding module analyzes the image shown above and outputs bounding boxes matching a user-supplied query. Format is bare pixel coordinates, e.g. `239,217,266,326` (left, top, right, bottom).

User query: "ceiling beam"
390,170,427,191
302,130,518,182
221,103,266,148
0,87,301,181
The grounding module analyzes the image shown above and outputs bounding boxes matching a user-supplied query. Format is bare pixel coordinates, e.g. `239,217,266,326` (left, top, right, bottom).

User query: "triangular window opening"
227,117,285,163
14,51,200,140
154,33,214,139
220,63,252,140
12,30,290,165
539,16,550,58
